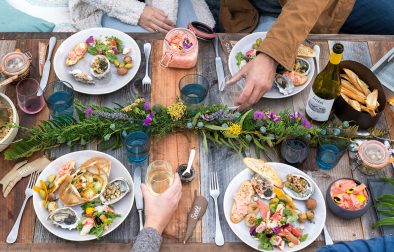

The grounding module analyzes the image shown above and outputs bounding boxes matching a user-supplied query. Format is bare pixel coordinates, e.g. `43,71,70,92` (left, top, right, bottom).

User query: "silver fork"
209,172,224,246
142,42,152,93
6,171,39,244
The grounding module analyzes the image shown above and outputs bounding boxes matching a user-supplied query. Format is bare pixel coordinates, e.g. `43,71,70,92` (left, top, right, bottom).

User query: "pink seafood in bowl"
330,179,368,210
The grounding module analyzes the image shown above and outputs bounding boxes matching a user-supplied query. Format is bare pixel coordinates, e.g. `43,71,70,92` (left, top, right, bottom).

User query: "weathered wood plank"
1,38,51,244
150,40,201,243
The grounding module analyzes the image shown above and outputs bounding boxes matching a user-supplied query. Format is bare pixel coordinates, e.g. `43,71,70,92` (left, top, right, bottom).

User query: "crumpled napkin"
0,156,50,197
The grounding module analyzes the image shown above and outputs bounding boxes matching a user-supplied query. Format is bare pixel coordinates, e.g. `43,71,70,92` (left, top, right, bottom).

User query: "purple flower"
143,101,150,111
273,115,281,122
201,114,214,121
269,112,276,120
290,113,295,121
182,37,193,49
253,111,265,121
301,118,312,128
85,106,93,117
295,111,302,118
86,36,94,46
143,113,154,126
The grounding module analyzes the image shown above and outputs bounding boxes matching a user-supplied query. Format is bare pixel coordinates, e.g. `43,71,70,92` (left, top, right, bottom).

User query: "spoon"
182,148,196,177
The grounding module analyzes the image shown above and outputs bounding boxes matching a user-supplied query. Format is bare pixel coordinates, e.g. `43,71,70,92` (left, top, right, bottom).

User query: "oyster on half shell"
274,74,294,95
47,207,79,230
250,173,274,199
283,173,314,200
100,177,131,205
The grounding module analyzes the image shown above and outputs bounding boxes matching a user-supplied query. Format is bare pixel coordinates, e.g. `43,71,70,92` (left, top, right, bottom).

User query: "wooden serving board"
150,40,202,242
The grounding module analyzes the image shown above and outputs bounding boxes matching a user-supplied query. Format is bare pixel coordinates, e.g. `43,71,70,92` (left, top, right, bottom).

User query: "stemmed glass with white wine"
145,160,174,195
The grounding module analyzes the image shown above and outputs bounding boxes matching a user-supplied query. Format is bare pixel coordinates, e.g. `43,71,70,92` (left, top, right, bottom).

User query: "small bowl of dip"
326,178,371,219
357,140,391,176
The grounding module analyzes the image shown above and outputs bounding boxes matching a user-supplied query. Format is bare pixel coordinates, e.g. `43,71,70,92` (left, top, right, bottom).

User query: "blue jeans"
253,15,277,32
317,235,394,252
101,0,197,32
341,0,394,34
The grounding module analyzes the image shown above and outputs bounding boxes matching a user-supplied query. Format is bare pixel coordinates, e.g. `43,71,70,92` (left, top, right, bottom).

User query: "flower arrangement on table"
3,98,388,161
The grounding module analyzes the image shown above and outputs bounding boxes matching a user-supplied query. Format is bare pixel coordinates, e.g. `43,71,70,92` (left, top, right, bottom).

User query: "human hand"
138,6,175,33
142,173,182,234
227,53,278,111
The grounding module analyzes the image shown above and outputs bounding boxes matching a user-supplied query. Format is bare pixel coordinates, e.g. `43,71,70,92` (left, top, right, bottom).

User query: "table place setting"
0,28,393,252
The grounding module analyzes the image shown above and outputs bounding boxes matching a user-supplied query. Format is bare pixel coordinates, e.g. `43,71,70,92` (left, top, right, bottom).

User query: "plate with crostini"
53,27,141,95
223,158,325,252
32,150,134,241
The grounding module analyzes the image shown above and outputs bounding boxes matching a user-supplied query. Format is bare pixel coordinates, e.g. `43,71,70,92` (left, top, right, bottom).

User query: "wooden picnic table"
0,32,394,252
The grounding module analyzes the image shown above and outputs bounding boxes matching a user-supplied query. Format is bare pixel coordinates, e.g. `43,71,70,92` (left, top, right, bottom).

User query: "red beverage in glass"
16,78,45,114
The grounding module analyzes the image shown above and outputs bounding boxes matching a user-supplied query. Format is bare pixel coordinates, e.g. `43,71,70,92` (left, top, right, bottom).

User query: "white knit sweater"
69,0,215,31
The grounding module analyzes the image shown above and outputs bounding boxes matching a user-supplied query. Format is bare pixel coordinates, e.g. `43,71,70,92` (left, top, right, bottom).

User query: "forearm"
80,0,146,25
131,227,162,252
258,0,330,70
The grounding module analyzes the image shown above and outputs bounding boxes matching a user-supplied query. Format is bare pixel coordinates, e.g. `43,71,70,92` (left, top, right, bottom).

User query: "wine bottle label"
306,90,334,121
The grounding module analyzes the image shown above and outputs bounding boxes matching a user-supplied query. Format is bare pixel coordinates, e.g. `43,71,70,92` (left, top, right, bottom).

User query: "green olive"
39,189,46,200
114,60,120,67
125,63,133,69
119,62,125,68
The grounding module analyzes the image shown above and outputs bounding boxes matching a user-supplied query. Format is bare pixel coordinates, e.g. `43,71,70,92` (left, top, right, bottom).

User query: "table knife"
38,36,56,96
214,37,225,91
134,166,144,231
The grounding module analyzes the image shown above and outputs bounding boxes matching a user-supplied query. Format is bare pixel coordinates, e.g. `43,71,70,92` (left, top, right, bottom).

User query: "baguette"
341,93,361,112
341,79,366,99
231,180,254,223
243,158,283,188
343,68,363,93
341,86,366,104
297,44,316,58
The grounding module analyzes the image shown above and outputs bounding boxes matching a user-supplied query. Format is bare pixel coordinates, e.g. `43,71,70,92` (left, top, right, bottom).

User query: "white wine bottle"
306,43,344,122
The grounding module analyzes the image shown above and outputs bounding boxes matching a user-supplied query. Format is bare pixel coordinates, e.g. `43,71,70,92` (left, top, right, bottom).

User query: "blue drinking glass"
125,131,149,164
316,135,349,169
44,81,74,118
179,74,208,107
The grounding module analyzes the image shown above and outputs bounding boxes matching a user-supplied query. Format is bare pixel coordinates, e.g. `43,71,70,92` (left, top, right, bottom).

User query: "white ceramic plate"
228,32,315,99
33,150,134,241
223,162,326,252
54,28,141,95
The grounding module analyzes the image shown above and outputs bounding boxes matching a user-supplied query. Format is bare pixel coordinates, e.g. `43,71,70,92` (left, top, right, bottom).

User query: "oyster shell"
294,57,310,75
283,174,314,200
250,173,274,199
90,55,110,79
69,69,95,84
47,207,79,230
100,177,131,205
274,74,294,95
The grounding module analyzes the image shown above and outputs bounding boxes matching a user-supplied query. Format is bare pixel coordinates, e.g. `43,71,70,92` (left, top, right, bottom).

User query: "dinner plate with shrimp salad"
223,159,326,251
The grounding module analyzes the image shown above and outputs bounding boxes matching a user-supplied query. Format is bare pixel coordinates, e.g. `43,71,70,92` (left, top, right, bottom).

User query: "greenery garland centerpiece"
4,98,389,161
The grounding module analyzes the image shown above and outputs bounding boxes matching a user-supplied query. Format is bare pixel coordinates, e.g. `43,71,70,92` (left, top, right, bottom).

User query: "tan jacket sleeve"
258,0,330,70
